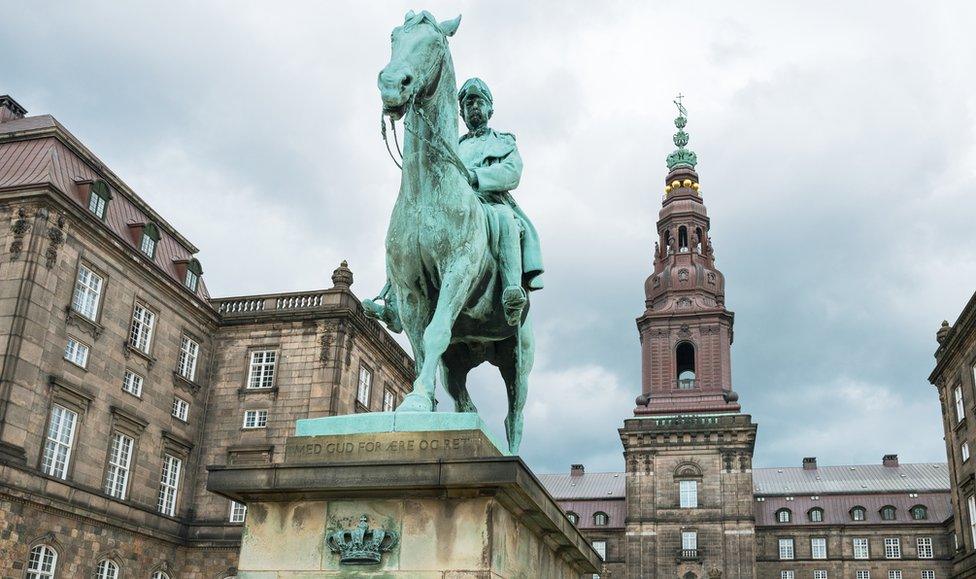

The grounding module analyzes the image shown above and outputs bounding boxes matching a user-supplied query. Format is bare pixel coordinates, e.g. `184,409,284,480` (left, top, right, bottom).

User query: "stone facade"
930,294,976,577
0,96,413,578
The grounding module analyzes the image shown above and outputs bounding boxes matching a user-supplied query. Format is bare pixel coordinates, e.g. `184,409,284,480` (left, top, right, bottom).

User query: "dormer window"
594,511,609,526
184,258,202,292
880,505,897,521
776,508,792,523
566,511,579,525
140,223,160,258
87,180,112,219
850,506,866,521
910,505,928,520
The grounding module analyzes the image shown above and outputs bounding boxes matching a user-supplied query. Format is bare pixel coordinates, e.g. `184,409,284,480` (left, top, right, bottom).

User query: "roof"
755,492,952,526
537,472,626,499
558,499,627,530
0,114,209,301
753,463,950,495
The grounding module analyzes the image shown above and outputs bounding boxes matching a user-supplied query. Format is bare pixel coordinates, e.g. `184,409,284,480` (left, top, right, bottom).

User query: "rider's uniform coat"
458,128,544,290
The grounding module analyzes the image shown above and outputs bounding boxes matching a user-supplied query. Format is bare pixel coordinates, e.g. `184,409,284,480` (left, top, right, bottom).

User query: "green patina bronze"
666,94,698,170
364,11,542,454
326,514,400,565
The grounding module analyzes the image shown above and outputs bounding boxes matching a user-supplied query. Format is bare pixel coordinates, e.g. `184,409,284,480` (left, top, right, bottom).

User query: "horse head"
378,10,461,120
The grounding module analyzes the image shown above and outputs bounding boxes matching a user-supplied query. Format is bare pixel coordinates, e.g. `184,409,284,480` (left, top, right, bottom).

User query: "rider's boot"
502,286,527,326
497,213,526,326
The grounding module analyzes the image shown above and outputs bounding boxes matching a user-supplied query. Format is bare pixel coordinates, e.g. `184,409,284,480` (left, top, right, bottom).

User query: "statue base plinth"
206,413,599,578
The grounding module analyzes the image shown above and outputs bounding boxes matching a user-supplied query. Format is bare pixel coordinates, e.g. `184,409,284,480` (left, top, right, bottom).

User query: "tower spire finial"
666,94,698,170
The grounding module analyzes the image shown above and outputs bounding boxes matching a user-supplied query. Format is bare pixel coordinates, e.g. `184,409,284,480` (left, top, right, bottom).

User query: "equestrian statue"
364,10,543,454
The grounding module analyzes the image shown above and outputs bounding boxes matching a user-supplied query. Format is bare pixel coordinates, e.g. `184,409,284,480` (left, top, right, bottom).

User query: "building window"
566,511,579,525
129,303,156,353
157,453,182,516
956,385,966,423
853,538,869,559
383,388,396,412
678,225,689,250
679,480,698,508
71,264,103,320
95,559,119,579
856,572,870,579
63,336,90,368
230,500,247,523
25,544,57,578
811,537,827,559
177,335,200,381
887,572,901,579
681,531,697,557
813,571,827,579
122,370,144,397
851,506,866,521
910,505,929,520
140,223,160,258
104,432,134,499
776,508,792,523
41,404,78,479
964,442,971,462
884,537,901,559
921,571,935,579
591,540,606,560
594,512,609,526
778,538,794,560
969,495,976,549
184,258,202,292
243,409,269,429
917,536,933,559
247,350,277,389
676,341,696,389
172,397,189,422
357,365,373,407
780,571,794,579
880,505,897,521
808,507,824,522
87,180,111,219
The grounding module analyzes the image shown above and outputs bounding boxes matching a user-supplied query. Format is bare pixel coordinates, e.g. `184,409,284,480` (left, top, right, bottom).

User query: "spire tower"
634,98,740,415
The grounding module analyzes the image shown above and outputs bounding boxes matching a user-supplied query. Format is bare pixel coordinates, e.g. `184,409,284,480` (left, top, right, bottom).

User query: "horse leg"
441,344,479,413
396,289,433,412
497,317,534,454
411,268,476,408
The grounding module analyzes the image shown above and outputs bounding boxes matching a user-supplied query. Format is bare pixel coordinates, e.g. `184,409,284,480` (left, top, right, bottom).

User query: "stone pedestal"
207,413,600,578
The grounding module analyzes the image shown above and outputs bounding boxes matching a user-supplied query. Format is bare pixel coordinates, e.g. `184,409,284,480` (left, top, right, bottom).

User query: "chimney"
0,95,27,123
802,457,817,470
883,454,899,467
570,464,585,477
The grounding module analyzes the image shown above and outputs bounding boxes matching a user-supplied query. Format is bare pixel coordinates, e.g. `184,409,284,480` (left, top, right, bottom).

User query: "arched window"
880,505,897,521
850,506,866,521
95,559,119,579
775,508,792,523
594,511,609,526
808,507,824,522
694,227,703,253
664,230,673,255
88,180,112,219
26,544,57,578
184,258,203,292
678,226,689,251
676,342,696,389
140,223,160,259
566,511,579,525
910,505,928,520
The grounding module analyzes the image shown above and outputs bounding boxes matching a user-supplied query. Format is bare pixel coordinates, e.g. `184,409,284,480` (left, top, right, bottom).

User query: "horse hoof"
397,392,434,413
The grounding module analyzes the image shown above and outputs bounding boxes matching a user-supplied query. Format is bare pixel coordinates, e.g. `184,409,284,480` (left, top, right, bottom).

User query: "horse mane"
402,10,446,35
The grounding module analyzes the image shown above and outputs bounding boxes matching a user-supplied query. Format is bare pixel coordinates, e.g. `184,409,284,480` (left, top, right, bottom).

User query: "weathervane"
666,92,697,170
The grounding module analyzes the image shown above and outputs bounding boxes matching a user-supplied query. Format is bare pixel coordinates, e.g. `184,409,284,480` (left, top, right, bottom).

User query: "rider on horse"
366,77,543,329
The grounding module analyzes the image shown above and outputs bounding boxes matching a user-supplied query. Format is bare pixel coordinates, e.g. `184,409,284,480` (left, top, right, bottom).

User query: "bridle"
381,33,468,179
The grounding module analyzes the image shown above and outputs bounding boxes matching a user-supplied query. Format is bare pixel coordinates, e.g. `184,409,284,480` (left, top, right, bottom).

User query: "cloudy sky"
4,1,976,475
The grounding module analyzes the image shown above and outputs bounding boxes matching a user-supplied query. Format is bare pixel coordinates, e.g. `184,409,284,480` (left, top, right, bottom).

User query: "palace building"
0,95,414,578
540,107,956,579
0,93,961,579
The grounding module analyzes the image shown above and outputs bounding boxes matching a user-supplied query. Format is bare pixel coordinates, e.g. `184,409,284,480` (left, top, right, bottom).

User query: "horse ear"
404,10,416,22
439,15,461,37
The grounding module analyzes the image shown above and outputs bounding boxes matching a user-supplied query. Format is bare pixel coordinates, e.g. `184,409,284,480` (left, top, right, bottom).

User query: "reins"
380,39,469,181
